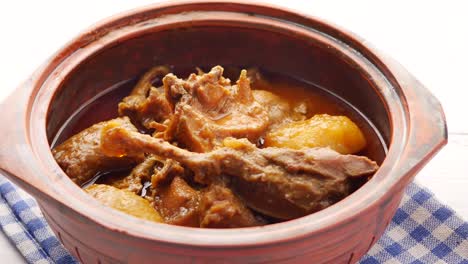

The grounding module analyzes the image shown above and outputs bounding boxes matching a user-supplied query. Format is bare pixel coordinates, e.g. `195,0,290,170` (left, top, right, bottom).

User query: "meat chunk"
199,184,264,228
150,158,184,189
52,117,143,185
106,155,161,193
118,66,172,131
162,66,270,152
155,177,264,228
85,184,162,223
252,90,292,129
105,155,184,194
155,177,200,227
100,122,379,219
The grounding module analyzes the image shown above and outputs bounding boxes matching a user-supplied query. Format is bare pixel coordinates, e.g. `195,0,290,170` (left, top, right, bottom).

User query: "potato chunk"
85,184,162,223
264,114,366,154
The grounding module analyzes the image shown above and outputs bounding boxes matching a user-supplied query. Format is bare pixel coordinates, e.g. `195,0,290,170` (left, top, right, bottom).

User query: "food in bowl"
52,65,379,228
0,1,447,262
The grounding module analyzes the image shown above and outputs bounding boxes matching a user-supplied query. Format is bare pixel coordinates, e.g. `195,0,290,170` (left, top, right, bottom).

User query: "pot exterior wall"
39,186,405,263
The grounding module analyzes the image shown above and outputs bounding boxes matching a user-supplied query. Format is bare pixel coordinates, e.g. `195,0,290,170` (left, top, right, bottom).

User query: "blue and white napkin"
0,175,466,264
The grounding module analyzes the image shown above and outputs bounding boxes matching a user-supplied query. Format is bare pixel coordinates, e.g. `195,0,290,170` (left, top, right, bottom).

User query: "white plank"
417,134,468,220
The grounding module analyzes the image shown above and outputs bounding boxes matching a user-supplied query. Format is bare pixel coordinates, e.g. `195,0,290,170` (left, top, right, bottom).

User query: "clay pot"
0,1,446,263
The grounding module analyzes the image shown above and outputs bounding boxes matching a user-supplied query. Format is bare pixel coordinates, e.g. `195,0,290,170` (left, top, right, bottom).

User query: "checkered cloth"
0,176,466,264
0,177,77,264
359,183,468,264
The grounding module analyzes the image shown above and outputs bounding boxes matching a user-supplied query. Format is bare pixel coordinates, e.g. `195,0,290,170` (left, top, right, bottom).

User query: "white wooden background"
0,1,466,262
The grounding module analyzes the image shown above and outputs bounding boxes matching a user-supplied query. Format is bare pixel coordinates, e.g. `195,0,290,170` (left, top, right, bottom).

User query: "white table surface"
0,0,467,262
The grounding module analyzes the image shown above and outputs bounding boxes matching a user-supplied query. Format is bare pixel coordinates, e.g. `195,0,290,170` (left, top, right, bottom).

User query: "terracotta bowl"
0,1,447,263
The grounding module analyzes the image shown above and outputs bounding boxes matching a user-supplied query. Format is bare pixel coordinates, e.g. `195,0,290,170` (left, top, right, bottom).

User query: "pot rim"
23,0,430,248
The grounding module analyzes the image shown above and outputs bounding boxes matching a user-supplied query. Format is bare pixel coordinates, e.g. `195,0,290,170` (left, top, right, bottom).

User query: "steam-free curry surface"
52,66,381,227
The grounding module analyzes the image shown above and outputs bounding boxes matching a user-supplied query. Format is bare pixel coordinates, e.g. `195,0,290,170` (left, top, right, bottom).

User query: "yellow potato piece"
265,114,367,154
85,184,162,223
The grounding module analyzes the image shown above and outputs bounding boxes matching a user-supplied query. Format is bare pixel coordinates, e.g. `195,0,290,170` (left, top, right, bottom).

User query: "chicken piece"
106,155,161,193
52,117,143,185
150,158,184,189
252,90,306,131
100,121,379,219
105,154,184,194
265,114,367,154
85,184,162,222
199,184,265,228
155,177,264,228
118,66,173,131
155,177,200,227
162,66,270,152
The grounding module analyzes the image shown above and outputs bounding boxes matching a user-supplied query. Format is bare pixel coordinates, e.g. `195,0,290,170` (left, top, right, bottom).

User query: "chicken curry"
52,66,380,228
